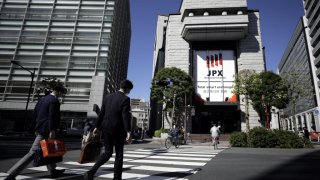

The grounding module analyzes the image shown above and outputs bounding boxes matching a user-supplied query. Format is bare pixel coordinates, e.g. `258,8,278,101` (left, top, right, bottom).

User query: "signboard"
194,50,236,102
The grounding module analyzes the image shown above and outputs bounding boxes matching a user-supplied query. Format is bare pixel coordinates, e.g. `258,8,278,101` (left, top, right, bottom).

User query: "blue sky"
127,0,304,101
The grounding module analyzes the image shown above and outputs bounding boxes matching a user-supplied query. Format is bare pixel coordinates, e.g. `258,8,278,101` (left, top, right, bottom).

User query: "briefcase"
79,141,102,164
33,148,63,167
40,139,67,158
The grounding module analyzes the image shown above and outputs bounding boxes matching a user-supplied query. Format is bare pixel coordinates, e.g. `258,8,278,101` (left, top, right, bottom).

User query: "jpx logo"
206,53,223,77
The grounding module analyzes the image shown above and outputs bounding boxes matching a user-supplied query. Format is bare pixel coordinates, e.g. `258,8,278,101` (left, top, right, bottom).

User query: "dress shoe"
50,169,65,178
84,171,94,180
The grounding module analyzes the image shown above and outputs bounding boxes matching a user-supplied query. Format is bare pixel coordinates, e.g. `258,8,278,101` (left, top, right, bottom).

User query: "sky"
127,0,305,101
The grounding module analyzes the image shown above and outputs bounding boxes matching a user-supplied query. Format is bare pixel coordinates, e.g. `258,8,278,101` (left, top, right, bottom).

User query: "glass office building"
0,0,131,131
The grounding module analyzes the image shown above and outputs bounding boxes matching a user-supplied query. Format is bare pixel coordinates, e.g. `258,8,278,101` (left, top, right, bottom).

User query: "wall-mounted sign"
194,50,236,102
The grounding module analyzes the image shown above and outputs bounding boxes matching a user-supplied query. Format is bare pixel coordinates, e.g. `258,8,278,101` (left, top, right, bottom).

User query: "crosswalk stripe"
124,151,215,157
146,155,212,161
64,162,194,173
128,159,206,166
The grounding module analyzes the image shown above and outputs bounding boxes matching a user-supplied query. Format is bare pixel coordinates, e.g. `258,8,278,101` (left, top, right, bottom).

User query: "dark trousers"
89,133,125,180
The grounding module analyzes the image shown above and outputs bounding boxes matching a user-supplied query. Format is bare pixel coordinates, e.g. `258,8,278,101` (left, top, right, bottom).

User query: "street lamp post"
11,61,36,131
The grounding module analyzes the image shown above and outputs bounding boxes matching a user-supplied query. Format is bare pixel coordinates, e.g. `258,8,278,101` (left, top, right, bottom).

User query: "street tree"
36,77,64,98
249,71,289,129
281,72,314,132
151,67,193,129
233,69,257,133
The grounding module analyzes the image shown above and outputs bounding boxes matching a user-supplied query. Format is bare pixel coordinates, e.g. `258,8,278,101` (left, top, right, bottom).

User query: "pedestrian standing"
82,119,94,148
5,85,66,180
84,80,133,180
210,124,220,150
303,127,310,140
171,124,179,147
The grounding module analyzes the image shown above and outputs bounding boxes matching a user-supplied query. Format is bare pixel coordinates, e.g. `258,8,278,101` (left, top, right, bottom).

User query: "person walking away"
210,124,220,150
303,127,310,140
82,119,94,148
84,80,133,180
171,124,179,147
5,85,66,180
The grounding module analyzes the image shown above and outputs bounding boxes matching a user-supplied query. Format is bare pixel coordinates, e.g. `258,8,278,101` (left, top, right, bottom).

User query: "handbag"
33,148,63,167
79,135,102,164
40,139,67,158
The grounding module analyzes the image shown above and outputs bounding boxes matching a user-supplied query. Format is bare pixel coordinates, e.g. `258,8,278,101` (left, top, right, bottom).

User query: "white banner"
194,50,236,102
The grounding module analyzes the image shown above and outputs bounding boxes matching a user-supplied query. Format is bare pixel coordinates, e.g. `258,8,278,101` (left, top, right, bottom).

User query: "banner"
194,50,236,102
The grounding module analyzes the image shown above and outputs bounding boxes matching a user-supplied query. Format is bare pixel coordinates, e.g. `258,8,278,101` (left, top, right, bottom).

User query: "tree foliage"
36,77,64,98
151,67,193,111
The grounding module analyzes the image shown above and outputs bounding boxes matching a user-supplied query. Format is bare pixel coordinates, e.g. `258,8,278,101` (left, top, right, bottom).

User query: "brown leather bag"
79,136,102,164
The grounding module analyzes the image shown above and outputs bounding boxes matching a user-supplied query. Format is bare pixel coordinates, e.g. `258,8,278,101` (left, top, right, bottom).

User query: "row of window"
0,20,112,26
3,0,114,5
0,37,111,44
0,14,114,21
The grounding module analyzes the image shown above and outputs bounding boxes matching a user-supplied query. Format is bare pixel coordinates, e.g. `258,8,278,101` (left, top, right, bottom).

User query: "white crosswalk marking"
0,146,223,179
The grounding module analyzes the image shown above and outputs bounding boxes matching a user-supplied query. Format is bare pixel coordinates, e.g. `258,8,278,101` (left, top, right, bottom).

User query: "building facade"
277,0,320,132
151,0,265,134
130,98,150,131
0,0,131,132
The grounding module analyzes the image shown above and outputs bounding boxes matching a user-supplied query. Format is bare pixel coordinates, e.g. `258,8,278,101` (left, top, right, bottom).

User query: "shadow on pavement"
250,149,320,180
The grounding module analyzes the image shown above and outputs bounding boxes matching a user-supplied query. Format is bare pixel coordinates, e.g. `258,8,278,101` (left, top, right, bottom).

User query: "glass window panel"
106,6,114,10
40,69,65,75
76,27,100,32
44,50,69,55
6,0,28,2
107,1,115,5
73,37,99,44
47,37,72,43
46,45,71,50
79,9,103,15
67,77,92,82
103,22,112,27
100,46,109,51
48,31,73,36
72,51,96,56
4,4,27,8
21,31,47,36
17,50,42,55
51,21,75,26
0,50,15,55
82,1,105,5
25,21,49,26
41,61,67,68
0,13,25,19
25,14,51,20
20,36,46,43
23,27,47,31
55,5,78,9
19,44,43,49
75,32,99,37
15,55,41,60
77,22,100,27
80,5,104,10
50,27,74,31
68,70,94,76
73,45,98,50
31,0,54,3
56,0,79,4
0,20,23,25
29,5,53,9
0,30,20,36
52,14,77,20
53,9,78,14
78,15,102,21
0,44,16,48
69,61,95,69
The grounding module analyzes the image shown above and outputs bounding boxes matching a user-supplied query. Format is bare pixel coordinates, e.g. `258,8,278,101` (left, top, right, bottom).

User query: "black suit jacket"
33,94,61,137
96,91,131,138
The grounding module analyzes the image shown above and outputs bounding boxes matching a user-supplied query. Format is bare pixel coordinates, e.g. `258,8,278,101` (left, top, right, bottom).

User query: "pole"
11,61,35,132
184,92,187,141
24,68,35,130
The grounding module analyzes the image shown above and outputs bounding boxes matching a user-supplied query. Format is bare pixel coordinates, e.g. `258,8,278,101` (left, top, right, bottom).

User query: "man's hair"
120,80,133,90
53,85,66,94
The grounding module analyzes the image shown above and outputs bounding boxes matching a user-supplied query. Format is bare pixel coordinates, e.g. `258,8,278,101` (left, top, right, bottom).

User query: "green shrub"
273,130,304,148
154,128,164,137
230,131,248,147
249,127,277,148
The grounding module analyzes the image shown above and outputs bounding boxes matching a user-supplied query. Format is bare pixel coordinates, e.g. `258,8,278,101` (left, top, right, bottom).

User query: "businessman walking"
84,80,133,180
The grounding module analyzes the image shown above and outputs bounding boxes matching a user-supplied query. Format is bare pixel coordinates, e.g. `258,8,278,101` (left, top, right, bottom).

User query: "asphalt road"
1,137,320,180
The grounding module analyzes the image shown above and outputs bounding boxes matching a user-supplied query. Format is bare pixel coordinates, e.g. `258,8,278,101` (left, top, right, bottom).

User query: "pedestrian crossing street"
1,146,224,180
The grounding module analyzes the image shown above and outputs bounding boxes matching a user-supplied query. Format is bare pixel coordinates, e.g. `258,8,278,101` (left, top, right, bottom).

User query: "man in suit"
5,85,66,180
84,80,133,180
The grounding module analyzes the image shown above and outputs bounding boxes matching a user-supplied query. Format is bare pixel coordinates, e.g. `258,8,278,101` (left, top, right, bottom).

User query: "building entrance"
191,104,240,134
